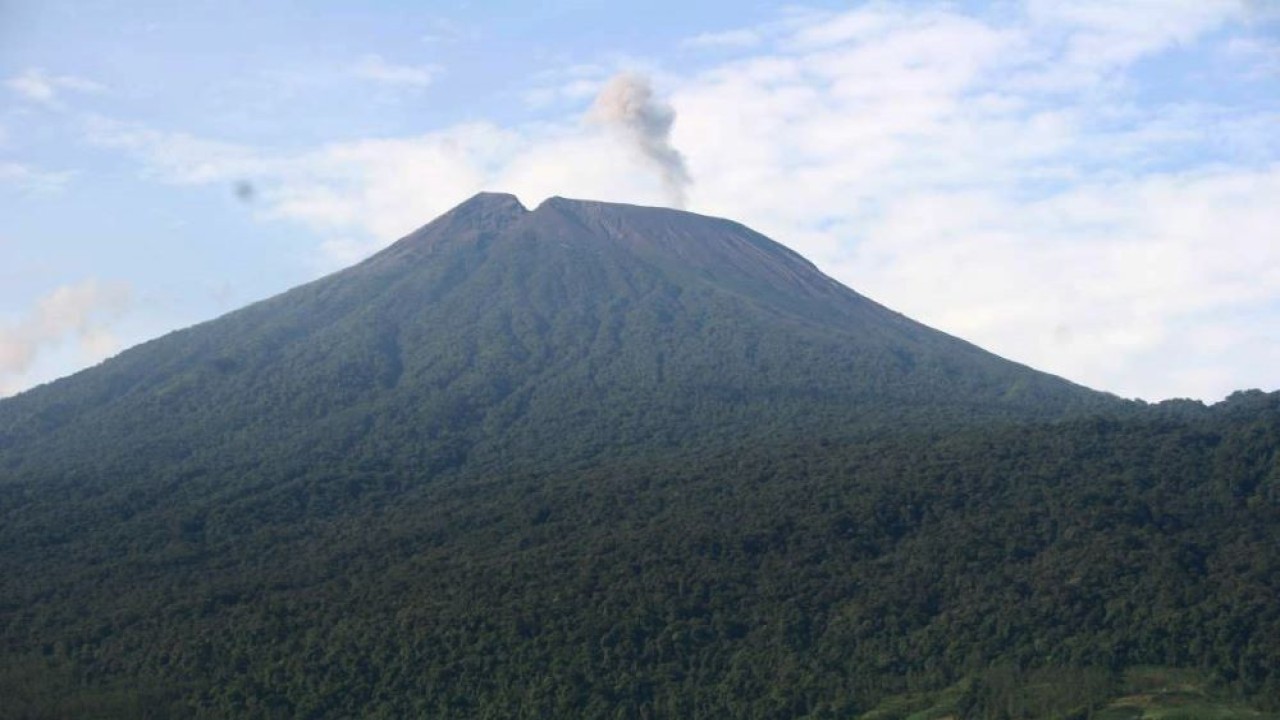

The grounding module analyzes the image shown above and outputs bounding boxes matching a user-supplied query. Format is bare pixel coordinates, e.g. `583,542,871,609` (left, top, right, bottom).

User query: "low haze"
2,0,1278,401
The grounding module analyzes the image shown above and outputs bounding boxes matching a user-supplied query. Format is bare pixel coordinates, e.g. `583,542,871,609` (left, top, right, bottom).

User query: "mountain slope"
0,193,1119,488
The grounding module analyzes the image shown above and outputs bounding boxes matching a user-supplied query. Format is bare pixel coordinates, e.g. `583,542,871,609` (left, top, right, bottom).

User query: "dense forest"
1,196,1276,718
3,391,1276,718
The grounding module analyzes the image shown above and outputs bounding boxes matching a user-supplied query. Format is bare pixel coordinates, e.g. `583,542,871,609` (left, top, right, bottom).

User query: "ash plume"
589,73,691,208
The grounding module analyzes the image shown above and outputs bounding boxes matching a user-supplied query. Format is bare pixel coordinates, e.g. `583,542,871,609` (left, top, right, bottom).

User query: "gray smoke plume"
589,73,691,208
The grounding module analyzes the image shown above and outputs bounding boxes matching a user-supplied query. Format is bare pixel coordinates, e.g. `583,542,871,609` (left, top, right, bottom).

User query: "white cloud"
83,116,268,184
420,17,474,44
0,280,132,397
683,29,762,49
524,78,605,109
0,163,75,194
1015,0,1247,90
5,67,104,106
83,110,672,243
1226,35,1280,78
522,64,623,109
828,168,1280,401
498,131,669,209
349,54,441,89
271,123,522,239
314,237,384,273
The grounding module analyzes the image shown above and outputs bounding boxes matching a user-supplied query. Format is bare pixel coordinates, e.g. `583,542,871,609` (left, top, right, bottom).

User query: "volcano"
2,194,1276,719
0,193,1116,484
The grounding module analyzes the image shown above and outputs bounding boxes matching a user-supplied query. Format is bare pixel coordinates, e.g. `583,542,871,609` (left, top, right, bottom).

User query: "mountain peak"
458,190,526,209
520,194,851,306
532,194,676,218
366,192,528,267
441,191,528,225
426,191,529,224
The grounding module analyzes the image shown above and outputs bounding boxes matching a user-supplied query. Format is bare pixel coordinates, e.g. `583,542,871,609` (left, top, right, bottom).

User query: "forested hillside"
1,196,1275,718
2,390,1277,718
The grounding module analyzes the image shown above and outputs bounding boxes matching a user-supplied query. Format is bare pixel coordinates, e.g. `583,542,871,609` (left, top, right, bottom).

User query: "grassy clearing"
858,681,967,720
859,667,1278,720
1099,668,1277,720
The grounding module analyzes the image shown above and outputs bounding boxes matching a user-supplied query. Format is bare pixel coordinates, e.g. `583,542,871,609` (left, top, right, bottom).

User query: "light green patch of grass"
1094,707,1144,720
1126,700,1278,720
1103,667,1278,720
858,692,936,720
858,681,967,720
862,668,1278,720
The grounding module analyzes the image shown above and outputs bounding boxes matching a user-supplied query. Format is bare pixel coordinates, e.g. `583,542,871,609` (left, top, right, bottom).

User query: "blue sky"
2,0,1278,401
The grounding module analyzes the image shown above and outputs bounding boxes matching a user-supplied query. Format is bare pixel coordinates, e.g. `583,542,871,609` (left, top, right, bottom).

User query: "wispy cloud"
523,64,613,109
349,54,441,89
5,67,105,106
0,280,132,397
0,163,75,195
683,29,762,49
1225,35,1280,78
420,17,474,44
83,114,524,240
1013,0,1248,90
83,116,269,184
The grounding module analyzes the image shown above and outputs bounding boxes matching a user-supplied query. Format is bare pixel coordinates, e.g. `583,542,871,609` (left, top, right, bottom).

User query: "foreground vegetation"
2,391,1276,718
